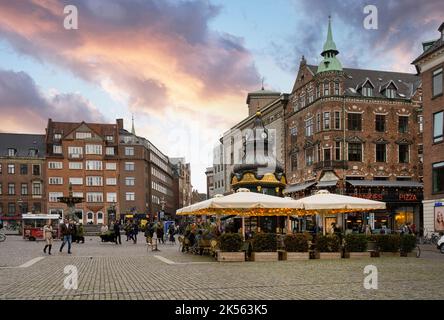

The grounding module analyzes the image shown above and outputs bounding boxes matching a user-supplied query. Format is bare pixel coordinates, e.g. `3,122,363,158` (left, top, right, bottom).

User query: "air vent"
377,77,383,81
349,88,357,93
398,93,406,98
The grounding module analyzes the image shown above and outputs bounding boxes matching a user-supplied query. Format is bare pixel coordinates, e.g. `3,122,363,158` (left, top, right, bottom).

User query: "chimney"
440,22,444,40
116,118,124,130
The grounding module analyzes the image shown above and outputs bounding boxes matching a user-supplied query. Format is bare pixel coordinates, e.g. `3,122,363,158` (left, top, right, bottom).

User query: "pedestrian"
76,223,85,244
100,224,108,234
43,220,53,255
124,221,131,241
168,224,175,244
132,222,139,244
114,220,122,245
156,221,164,244
59,219,75,254
364,225,372,236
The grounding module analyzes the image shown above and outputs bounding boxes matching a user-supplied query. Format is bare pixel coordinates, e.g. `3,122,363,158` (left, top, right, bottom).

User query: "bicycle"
421,230,440,245
0,231,6,242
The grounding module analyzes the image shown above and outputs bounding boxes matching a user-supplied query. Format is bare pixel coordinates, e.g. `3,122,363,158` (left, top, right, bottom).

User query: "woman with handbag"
43,220,53,255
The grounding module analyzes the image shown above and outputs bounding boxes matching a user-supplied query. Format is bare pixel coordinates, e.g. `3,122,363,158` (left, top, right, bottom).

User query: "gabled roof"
412,22,444,66
0,133,45,158
46,119,118,143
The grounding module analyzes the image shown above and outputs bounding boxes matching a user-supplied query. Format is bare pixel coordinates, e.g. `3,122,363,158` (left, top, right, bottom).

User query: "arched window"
324,81,330,96
97,212,104,224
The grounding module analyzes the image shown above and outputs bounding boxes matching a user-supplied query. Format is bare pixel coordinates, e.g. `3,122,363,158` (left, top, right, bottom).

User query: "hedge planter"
217,251,245,262
319,252,341,259
284,252,310,261
346,252,372,259
251,252,278,262
380,252,400,257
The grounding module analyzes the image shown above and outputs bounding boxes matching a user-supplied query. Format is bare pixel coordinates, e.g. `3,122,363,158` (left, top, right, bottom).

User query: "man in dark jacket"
114,221,122,245
59,219,75,254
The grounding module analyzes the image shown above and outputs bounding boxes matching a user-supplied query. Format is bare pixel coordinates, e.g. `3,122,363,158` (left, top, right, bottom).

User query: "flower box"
217,251,245,262
284,252,310,261
251,252,278,262
318,252,341,259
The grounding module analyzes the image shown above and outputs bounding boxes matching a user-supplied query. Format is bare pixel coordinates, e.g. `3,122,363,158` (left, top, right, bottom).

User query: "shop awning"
346,180,423,188
316,180,338,188
284,181,316,194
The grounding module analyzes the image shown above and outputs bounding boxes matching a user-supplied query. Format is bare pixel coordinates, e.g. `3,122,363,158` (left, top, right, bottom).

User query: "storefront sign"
399,193,418,201
351,193,419,202
354,194,383,201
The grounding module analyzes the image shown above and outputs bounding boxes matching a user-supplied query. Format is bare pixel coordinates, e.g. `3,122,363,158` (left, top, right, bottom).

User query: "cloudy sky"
0,0,442,192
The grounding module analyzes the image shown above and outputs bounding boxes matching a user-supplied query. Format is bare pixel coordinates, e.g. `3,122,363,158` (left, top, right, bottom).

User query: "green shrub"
345,234,368,252
284,233,311,252
252,233,277,252
400,234,417,253
219,233,242,252
373,234,401,252
316,235,341,252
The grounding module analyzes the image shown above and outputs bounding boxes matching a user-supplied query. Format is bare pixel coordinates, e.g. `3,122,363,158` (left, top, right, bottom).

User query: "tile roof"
412,37,444,65
46,120,118,143
0,133,45,158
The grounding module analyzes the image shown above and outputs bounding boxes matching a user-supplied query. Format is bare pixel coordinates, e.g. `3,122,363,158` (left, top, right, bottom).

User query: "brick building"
45,119,120,224
413,22,444,234
205,167,214,199
284,19,423,233
171,157,192,210
0,133,46,227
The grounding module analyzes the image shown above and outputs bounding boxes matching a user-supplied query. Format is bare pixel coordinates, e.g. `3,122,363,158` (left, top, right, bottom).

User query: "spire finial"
131,114,136,135
261,77,265,90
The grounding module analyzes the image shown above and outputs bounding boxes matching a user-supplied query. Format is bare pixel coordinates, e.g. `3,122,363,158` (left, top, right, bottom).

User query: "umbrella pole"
287,215,291,234
242,216,245,240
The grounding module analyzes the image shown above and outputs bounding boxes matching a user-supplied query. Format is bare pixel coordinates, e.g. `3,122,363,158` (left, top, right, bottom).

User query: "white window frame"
48,162,63,169
85,144,102,155
126,192,135,201
49,177,63,185
86,160,103,171
125,147,135,156
69,177,83,185
105,162,117,170
106,178,117,185
107,193,117,203
69,162,83,170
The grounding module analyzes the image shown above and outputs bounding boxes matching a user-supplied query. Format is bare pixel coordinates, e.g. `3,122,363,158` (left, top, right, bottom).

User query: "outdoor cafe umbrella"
293,190,386,234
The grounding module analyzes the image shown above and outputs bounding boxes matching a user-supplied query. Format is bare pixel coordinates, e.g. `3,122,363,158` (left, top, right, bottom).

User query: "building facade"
284,19,423,233
171,158,192,210
413,22,444,234
45,119,120,225
0,133,46,227
205,167,214,199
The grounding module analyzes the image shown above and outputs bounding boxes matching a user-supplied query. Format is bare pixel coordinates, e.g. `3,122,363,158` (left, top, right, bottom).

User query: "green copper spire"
317,16,342,74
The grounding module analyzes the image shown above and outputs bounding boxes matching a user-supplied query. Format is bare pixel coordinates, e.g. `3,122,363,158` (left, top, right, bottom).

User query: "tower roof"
322,17,339,55
317,17,343,74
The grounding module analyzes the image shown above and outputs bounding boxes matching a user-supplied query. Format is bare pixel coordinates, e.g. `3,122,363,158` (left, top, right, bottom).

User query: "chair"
178,236,184,252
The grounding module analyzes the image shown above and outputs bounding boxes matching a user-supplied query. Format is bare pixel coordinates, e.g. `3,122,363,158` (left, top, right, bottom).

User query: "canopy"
293,190,386,213
176,188,303,216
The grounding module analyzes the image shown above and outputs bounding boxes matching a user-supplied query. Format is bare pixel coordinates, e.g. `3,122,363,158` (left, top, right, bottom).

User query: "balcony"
314,160,348,171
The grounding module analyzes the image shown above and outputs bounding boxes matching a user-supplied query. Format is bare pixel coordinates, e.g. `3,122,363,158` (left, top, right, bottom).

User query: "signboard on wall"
434,206,444,232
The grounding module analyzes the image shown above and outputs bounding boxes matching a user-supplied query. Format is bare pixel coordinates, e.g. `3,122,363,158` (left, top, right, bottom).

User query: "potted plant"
217,233,245,262
376,234,401,257
283,233,310,260
251,233,278,261
315,234,341,259
400,234,417,257
344,234,370,258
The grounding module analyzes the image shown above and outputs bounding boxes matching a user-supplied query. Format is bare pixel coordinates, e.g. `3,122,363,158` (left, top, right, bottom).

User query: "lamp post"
109,201,116,225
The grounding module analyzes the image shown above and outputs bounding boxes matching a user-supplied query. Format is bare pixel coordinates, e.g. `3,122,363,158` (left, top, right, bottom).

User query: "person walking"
43,220,53,255
156,221,164,244
114,220,122,245
168,224,175,244
59,219,75,254
132,222,139,244
76,223,85,244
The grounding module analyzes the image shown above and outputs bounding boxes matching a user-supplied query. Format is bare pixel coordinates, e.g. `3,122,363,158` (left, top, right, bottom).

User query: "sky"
0,0,443,193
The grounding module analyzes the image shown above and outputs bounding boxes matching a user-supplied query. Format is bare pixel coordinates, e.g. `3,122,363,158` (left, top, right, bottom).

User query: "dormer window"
29,148,37,157
8,148,16,156
381,81,398,99
106,135,114,142
76,132,92,139
362,84,373,97
385,88,396,98
54,133,62,140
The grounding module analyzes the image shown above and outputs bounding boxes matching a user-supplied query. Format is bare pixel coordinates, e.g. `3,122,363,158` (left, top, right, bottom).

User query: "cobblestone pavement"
0,235,443,300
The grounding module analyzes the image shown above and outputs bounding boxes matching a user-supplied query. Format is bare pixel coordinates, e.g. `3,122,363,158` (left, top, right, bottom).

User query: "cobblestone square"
0,235,443,300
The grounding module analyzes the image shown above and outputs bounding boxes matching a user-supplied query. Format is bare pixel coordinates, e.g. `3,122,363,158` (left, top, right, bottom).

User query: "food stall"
22,214,60,241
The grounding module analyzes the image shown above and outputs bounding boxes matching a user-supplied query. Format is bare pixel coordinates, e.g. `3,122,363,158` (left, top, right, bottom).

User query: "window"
86,176,103,186
69,177,83,185
334,111,340,129
125,147,135,156
69,162,83,170
305,118,314,137
348,113,362,131
86,192,103,202
8,203,15,215
106,162,117,170
53,145,62,154
68,146,83,158
125,162,135,171
399,145,409,163
308,91,314,104
106,178,117,185
49,177,63,185
418,144,423,164
398,116,409,133
418,115,424,133
386,88,396,98
8,164,15,174
49,192,63,202
105,147,115,155
28,149,37,157
300,95,306,108
323,112,330,130
323,81,329,96
432,162,444,193
125,177,135,186
76,132,92,139
21,183,28,195
32,182,41,196
290,127,297,145
54,133,62,140
316,113,321,132
106,135,114,142
375,115,386,132
107,193,117,203
73,192,83,198
86,160,102,171
348,143,362,162
376,144,386,162
291,153,298,171
335,141,341,160
85,144,102,155
32,164,40,176
334,82,340,95
433,111,443,143
48,162,63,169
33,203,41,213
126,192,135,201
8,148,16,156
20,164,28,175
433,68,443,97
362,83,373,97
8,183,15,195
323,148,331,161
305,148,314,166
19,202,28,214
316,85,320,98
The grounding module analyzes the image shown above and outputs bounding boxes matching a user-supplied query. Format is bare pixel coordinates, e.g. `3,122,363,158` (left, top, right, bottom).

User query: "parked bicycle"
0,226,6,242
421,230,440,245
